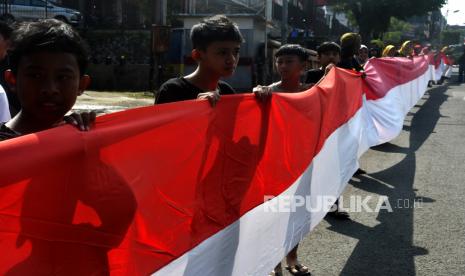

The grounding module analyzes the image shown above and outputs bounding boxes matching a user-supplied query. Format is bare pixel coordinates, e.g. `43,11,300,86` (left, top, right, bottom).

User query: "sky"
441,0,465,26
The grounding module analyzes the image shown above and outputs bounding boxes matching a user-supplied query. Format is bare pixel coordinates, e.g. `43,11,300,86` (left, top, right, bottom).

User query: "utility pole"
438,11,445,47
45,0,48,18
263,0,272,84
150,0,169,95
281,0,288,44
78,0,85,13
1,0,8,16
185,0,196,14
154,0,167,25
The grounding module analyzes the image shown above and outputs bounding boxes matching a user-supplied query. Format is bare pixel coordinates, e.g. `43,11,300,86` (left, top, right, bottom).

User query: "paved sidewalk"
73,91,153,114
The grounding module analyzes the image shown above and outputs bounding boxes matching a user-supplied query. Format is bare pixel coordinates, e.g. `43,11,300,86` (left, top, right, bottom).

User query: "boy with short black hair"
305,41,341,85
0,21,138,275
156,15,243,106
254,44,310,101
271,44,309,91
253,44,312,276
274,43,309,62
305,41,356,220
0,19,92,140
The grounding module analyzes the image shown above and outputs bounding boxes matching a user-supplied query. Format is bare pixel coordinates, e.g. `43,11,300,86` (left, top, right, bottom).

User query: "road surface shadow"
370,142,410,154
324,84,448,275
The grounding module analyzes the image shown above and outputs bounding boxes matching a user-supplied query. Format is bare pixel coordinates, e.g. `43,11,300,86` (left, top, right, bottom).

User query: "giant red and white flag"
0,56,431,275
363,55,432,145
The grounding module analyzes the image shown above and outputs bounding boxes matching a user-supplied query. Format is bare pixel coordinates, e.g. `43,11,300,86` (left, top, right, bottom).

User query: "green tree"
384,17,413,44
441,30,462,45
383,31,403,45
329,0,446,41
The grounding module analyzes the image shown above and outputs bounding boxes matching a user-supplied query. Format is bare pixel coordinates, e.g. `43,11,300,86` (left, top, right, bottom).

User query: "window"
11,0,28,5
31,0,46,7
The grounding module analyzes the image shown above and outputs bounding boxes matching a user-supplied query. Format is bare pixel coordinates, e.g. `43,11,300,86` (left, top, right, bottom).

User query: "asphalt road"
294,79,465,276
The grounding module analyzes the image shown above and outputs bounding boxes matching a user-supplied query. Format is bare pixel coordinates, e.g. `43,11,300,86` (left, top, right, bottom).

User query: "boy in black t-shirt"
305,42,341,85
0,19,93,141
253,44,312,276
306,42,357,221
156,15,243,106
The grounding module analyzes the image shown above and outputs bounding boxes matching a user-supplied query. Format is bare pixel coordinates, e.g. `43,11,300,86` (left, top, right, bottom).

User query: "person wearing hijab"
382,45,397,57
330,34,367,221
438,46,453,84
440,46,449,54
338,32,364,72
399,40,414,57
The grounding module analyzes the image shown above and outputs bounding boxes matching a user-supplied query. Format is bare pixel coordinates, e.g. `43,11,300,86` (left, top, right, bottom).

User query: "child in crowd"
357,44,369,65
307,41,353,220
155,15,243,106
382,45,397,57
438,46,453,85
305,41,341,85
254,44,311,96
0,19,92,140
0,20,137,276
399,40,414,58
413,44,422,56
368,47,380,58
335,33,368,218
253,44,312,276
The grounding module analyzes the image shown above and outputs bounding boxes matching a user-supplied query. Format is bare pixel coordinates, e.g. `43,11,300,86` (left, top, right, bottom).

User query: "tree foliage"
384,17,414,44
388,17,413,33
329,0,446,41
441,30,463,45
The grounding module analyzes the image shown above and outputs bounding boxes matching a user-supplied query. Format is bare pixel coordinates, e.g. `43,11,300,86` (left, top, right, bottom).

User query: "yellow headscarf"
340,32,362,57
382,45,396,57
340,33,361,49
370,39,385,51
441,46,448,53
399,40,413,57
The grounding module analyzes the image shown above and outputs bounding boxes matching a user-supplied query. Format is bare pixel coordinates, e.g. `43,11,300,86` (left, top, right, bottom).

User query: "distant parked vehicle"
0,0,82,25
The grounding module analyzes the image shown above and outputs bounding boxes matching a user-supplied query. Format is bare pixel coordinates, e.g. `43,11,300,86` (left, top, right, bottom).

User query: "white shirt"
0,84,11,123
